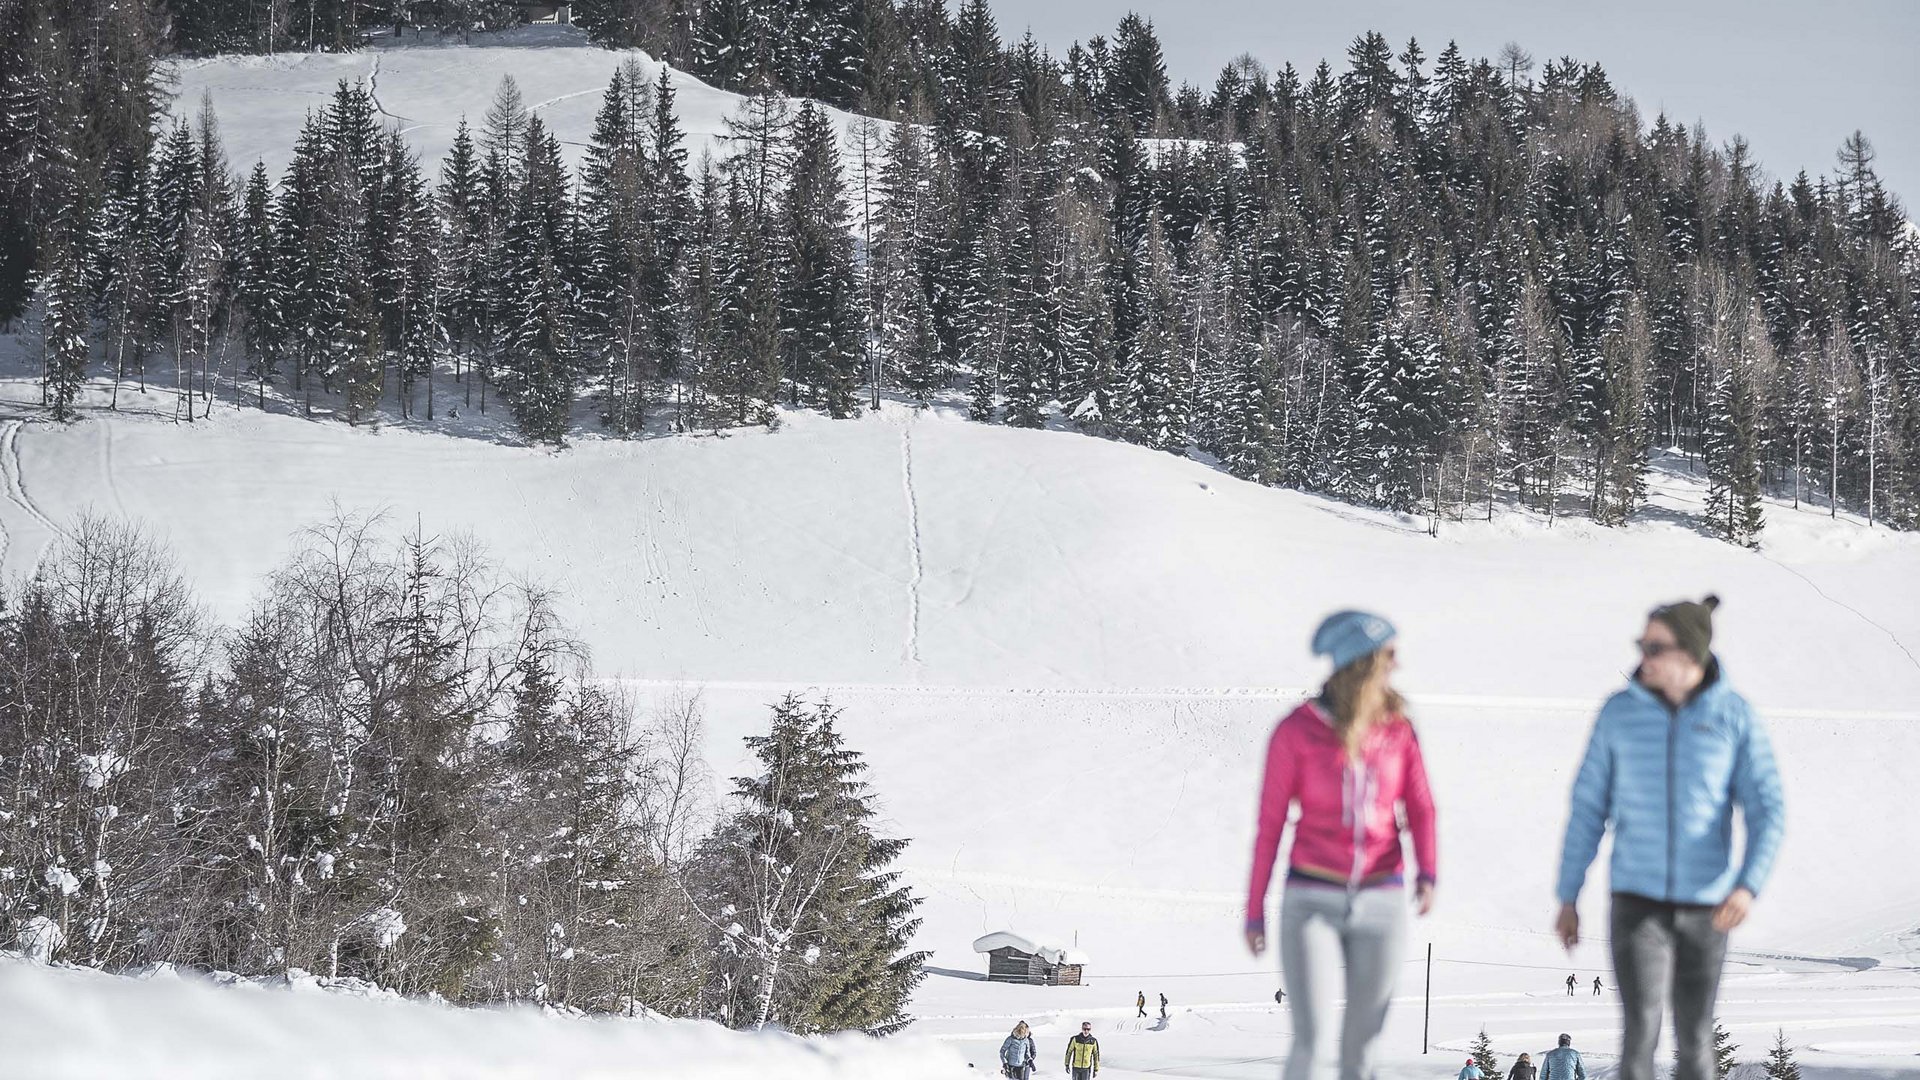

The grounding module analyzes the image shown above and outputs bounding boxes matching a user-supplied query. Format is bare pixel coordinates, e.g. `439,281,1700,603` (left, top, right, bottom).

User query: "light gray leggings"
1280,884,1408,1080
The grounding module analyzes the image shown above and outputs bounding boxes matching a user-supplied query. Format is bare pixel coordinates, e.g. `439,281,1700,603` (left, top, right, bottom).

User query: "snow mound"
0,955,970,1079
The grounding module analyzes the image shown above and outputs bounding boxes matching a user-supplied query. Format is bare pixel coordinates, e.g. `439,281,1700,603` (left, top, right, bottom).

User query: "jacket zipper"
1665,699,1679,901
1347,757,1370,893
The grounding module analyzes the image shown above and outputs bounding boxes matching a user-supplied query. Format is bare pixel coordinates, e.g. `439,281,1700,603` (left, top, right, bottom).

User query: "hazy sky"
986,0,1918,211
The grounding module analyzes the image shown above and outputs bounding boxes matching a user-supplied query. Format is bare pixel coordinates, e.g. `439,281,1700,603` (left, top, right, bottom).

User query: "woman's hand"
1245,927,1266,957
1415,880,1436,917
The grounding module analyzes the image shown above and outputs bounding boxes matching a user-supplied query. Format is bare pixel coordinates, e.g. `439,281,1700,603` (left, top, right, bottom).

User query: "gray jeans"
1280,884,1407,1080
1610,893,1729,1080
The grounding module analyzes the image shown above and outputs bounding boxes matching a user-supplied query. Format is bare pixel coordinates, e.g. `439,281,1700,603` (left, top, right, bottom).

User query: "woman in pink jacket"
1246,610,1437,1080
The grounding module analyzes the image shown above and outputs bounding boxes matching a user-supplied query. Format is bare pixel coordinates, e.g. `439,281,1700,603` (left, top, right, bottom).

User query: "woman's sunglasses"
1635,639,1682,659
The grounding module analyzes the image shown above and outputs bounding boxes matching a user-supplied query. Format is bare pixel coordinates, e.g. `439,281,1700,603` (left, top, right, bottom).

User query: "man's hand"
1415,881,1436,917
1245,927,1266,957
1555,903,1580,951
1712,887,1754,932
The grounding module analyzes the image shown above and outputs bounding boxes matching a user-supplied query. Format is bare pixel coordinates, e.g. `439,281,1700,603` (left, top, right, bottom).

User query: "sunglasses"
1635,639,1682,659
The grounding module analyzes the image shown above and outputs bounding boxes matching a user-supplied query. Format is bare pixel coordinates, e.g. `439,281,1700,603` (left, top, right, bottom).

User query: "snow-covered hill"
168,25,894,184
7,363,1920,1075
0,957,971,1079
7,28,1917,1080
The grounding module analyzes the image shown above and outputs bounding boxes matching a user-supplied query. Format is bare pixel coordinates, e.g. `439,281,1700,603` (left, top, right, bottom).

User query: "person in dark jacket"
1592,976,1603,996
1135,991,1146,1018
1565,973,1576,995
1508,1052,1537,1080
1158,992,1168,1020
1555,596,1785,1080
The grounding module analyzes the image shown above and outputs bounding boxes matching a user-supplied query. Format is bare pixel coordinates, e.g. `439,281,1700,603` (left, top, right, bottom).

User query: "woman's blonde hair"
1011,1021,1030,1037
1321,647,1405,758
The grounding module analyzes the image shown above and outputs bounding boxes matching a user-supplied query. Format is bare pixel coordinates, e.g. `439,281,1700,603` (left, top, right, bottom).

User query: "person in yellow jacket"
1064,1021,1100,1079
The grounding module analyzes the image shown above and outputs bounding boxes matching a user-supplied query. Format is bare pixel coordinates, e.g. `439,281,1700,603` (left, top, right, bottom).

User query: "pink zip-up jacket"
1245,700,1438,930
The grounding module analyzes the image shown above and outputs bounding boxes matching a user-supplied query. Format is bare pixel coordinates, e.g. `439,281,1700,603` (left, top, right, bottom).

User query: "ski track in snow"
899,415,924,674
527,88,604,113
99,420,129,521
1760,552,1920,673
364,52,412,124
2,419,63,552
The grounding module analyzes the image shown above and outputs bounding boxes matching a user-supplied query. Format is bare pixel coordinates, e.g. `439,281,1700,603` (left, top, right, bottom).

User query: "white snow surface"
0,956,970,1079
4,30,1919,1079
167,25,898,188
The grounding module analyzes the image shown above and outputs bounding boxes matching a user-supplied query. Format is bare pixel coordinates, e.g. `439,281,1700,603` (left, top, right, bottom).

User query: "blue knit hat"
1311,610,1397,671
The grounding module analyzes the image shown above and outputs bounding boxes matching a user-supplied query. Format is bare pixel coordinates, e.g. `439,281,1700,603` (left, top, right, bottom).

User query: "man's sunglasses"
1635,639,1682,659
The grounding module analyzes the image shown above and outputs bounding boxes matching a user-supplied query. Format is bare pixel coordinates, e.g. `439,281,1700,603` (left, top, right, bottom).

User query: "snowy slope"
0,957,972,1080
6,369,1920,1076
167,25,896,186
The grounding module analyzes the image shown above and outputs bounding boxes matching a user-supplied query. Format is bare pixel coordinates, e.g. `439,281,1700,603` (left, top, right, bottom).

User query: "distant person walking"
1565,973,1576,995
1246,610,1437,1080
1593,976,1603,996
1064,1021,1100,1080
1135,990,1147,1018
1555,596,1784,1080
1508,1053,1537,1080
1459,1058,1484,1080
999,1021,1037,1079
1540,1035,1585,1080
1158,992,1168,1020
1273,988,1285,1005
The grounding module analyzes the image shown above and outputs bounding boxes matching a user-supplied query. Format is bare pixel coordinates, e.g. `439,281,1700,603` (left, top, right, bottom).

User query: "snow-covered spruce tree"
579,61,652,436
1715,1019,1739,1079
436,119,487,406
1593,291,1654,524
374,131,441,422
692,695,927,1035
643,66,695,426
233,161,285,408
1469,1028,1499,1076
497,117,579,444
39,220,90,420
780,100,864,417
1130,211,1190,453
93,148,160,407
1701,286,1772,548
1762,1029,1801,1080
872,118,941,402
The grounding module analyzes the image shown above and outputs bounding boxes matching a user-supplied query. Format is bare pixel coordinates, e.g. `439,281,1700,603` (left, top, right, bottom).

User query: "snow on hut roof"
972,932,1090,966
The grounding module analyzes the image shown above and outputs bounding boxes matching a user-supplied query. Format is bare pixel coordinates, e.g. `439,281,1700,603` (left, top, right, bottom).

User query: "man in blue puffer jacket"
1553,595,1784,1080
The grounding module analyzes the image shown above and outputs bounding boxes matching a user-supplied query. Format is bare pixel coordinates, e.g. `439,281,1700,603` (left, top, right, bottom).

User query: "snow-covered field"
168,24,897,186
5,27,1919,1080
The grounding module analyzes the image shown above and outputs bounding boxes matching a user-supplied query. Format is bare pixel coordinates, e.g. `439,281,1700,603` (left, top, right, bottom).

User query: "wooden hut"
973,931,1089,987
517,3,572,24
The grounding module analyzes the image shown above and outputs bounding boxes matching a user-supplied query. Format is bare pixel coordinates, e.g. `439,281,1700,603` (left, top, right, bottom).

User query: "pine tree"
498,118,577,444
779,101,863,417
234,161,284,407
39,222,90,420
1714,1020,1739,1079
1702,287,1770,547
693,695,926,1035
1762,1029,1801,1080
1470,1028,1499,1077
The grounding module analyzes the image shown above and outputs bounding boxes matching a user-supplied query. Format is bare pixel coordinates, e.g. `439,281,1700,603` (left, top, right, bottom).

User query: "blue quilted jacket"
1556,661,1785,906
